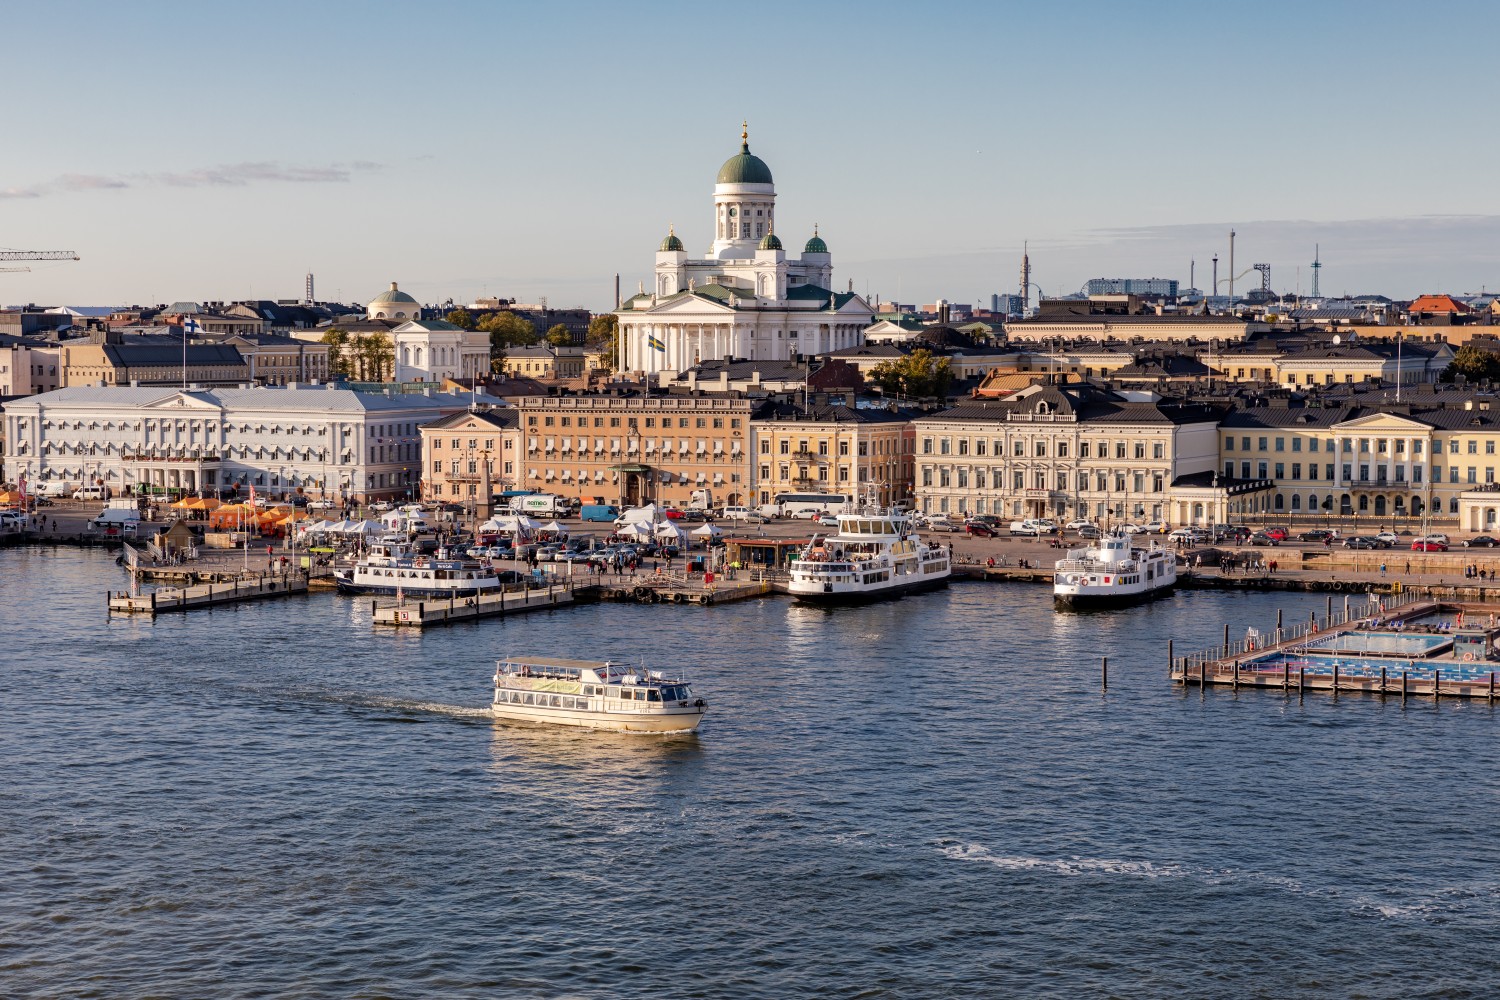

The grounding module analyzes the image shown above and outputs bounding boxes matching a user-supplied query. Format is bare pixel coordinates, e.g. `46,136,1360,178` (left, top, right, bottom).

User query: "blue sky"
5,0,1499,310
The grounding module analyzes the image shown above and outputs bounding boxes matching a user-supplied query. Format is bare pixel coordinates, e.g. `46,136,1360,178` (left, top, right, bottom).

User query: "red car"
1411,539,1448,552
966,522,997,537
1262,526,1289,541
662,508,685,520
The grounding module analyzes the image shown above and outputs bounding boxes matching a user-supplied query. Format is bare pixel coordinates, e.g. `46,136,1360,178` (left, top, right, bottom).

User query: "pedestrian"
1380,562,1386,576
1405,560,1411,575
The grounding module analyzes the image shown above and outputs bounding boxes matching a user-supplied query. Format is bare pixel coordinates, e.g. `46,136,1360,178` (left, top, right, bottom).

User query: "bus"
770,492,852,519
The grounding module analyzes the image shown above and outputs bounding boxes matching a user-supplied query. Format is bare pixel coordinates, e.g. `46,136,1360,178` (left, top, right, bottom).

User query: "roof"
9,384,478,413
102,343,247,367
1409,294,1470,314
421,407,519,431
716,138,773,186
370,282,418,305
752,399,910,424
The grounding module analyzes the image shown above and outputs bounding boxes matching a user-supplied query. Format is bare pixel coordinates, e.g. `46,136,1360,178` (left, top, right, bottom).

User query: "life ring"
1464,652,1476,662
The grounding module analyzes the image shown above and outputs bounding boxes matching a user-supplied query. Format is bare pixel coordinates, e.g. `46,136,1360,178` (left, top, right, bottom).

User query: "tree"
349,332,394,382
445,308,475,330
321,327,351,379
586,313,619,373
1440,343,1500,384
869,348,954,399
478,312,537,358
545,323,573,347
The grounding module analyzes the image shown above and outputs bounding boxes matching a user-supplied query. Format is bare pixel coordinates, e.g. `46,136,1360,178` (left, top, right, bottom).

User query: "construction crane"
0,250,80,261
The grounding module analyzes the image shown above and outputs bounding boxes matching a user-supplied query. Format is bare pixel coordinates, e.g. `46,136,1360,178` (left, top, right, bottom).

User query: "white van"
73,486,107,501
37,482,73,498
90,508,140,531
722,506,765,523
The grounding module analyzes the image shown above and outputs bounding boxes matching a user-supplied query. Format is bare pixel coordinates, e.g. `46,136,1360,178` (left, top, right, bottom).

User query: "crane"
0,249,80,261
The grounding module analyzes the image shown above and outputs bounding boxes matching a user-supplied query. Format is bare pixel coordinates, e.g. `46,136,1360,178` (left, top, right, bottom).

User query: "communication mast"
1019,242,1031,315
305,272,315,304
1310,245,1321,298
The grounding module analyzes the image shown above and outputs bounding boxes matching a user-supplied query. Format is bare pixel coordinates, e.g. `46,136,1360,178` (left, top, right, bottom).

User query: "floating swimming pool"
1302,631,1452,656
1242,652,1498,682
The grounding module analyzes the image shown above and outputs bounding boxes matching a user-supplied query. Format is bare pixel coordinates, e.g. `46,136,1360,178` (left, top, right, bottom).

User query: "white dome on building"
367,281,420,321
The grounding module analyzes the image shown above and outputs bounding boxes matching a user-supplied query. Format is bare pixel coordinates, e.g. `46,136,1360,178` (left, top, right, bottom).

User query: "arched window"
1291,494,1301,511
1451,497,1460,514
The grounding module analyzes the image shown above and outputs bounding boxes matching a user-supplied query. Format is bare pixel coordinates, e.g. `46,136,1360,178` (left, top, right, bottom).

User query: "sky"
5,0,1500,312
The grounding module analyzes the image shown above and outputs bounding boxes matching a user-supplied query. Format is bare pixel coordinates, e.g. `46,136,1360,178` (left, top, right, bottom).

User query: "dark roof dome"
716,122,773,185
804,224,828,254
659,225,684,252
759,229,783,251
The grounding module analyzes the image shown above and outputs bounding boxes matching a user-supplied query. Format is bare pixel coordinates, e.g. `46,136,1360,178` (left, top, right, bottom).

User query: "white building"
392,319,491,383
0,335,62,395
2,384,477,501
367,282,421,321
616,126,874,375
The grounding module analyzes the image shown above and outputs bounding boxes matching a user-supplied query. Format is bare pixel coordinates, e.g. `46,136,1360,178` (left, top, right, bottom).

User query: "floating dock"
371,582,578,628
1171,591,1500,699
108,574,308,615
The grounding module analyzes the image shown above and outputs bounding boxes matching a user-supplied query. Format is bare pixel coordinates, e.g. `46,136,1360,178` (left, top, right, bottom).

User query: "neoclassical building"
367,282,421,321
392,319,491,383
616,126,874,376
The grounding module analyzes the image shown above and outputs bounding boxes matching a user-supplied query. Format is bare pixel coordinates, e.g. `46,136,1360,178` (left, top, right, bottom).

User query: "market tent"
190,497,222,511
169,497,196,509
477,519,504,533
690,523,723,538
618,522,654,539
0,490,22,504
350,518,386,535
540,519,569,537
618,503,663,525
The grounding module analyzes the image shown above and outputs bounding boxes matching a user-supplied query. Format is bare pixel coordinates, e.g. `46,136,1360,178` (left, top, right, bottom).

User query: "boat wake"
940,842,1184,878
348,694,492,720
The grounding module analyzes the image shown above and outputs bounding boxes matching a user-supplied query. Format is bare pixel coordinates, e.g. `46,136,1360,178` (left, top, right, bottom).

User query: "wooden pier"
371,582,578,628
595,578,771,605
1168,592,1500,700
108,573,308,615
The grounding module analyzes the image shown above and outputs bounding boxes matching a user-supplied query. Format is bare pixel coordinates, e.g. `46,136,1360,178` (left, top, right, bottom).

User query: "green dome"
371,281,417,304
717,141,774,185
804,232,828,254
659,227,684,252
759,231,783,251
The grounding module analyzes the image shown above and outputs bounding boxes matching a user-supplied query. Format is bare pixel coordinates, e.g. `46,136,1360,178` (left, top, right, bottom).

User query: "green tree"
349,332,394,382
321,327,351,379
478,312,538,358
586,313,619,373
1441,343,1500,384
545,323,573,347
869,348,954,399
445,308,475,330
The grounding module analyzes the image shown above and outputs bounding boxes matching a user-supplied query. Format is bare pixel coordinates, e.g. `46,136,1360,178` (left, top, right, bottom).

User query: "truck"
90,507,141,532
687,488,714,512
513,493,567,517
36,482,74,498
579,503,619,522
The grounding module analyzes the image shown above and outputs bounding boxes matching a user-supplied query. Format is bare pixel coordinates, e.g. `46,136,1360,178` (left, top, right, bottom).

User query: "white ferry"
334,543,500,597
786,510,951,604
1053,532,1178,610
491,656,706,733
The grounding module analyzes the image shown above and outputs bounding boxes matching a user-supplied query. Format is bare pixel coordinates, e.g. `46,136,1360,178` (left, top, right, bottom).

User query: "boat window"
647,689,662,702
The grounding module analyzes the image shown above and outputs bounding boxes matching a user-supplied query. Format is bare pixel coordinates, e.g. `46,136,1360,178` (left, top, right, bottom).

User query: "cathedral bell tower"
711,121,776,260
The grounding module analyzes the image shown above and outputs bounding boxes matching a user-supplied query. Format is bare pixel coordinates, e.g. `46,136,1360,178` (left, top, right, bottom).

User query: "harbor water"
3,546,1499,998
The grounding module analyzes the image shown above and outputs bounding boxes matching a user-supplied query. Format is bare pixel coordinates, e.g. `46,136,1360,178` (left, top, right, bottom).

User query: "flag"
647,335,665,352
248,483,257,508
182,317,202,336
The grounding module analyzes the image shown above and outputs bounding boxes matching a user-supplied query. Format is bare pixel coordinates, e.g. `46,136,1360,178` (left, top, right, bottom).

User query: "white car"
1375,532,1399,545
306,498,336,510
1141,520,1170,534
368,500,394,512
1064,519,1095,531
1120,523,1146,535
1422,533,1450,545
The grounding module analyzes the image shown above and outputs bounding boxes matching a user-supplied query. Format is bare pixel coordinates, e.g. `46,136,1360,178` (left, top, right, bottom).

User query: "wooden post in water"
1381,666,1388,696
1299,666,1305,692
1101,656,1108,691
1277,608,1283,631
1233,659,1239,689
1491,671,1496,704
1332,662,1339,695
1168,638,1174,675
1401,670,1408,700
1223,623,1230,655
1326,594,1333,620
1434,668,1442,700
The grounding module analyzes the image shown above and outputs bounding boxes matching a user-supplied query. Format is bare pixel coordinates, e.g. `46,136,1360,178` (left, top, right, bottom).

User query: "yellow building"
419,408,522,503
750,399,914,506
512,390,757,507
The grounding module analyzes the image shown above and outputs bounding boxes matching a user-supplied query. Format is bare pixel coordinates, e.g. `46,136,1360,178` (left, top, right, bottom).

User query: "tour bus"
770,492,853,519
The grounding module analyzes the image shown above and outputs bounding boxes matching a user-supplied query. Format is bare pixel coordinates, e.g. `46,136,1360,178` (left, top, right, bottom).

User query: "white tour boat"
491,656,706,733
334,543,500,597
1053,532,1178,610
786,510,951,604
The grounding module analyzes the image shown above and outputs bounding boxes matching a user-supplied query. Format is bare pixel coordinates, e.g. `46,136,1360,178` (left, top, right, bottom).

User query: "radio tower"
1310,245,1321,298
305,272,315,304
1019,242,1031,316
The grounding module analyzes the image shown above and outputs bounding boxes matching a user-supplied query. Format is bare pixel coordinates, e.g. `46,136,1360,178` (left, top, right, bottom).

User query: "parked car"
1344,535,1381,550
1465,535,1499,547
1120,523,1145,535
1374,532,1399,545
1167,528,1195,543
1064,518,1095,531
1412,539,1448,552
662,508,685,520
368,500,394,512
1424,533,1450,544
1076,524,1102,540
1299,529,1337,542
535,545,561,561
927,518,963,533
1262,527,1289,541
1141,520,1169,534
810,512,839,526
31,497,54,508
306,498,337,510
966,522,997,538
467,545,508,559
1249,531,1279,547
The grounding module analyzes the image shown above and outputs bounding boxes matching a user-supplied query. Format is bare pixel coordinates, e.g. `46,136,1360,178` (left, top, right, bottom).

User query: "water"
3,547,1499,998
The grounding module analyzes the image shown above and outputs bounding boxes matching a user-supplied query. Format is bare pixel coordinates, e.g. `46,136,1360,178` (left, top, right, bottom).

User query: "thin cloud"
1,160,381,199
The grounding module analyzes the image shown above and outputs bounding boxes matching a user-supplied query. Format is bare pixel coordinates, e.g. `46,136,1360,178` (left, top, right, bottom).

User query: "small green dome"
370,281,418,304
804,232,828,254
659,227,684,252
759,231,783,251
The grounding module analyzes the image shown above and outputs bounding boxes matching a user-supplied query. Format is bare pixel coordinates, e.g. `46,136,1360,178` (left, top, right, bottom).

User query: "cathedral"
616,126,873,375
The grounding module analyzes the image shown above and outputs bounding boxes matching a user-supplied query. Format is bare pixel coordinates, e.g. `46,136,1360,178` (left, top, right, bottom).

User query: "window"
1291,463,1301,480
1058,442,1069,458
1275,437,1285,452
922,438,933,455
1226,437,1235,451
1081,441,1092,458
1013,441,1024,457
1258,437,1268,451
1275,463,1285,479
1115,442,1126,459
1035,442,1046,457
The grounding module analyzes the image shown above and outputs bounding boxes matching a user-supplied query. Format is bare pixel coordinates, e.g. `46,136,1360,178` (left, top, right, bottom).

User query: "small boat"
491,656,706,733
1053,532,1177,610
786,509,951,604
334,542,499,597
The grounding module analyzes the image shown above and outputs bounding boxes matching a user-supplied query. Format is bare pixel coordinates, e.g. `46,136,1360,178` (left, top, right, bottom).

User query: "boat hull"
1054,583,1176,611
789,573,950,605
335,579,495,598
490,704,705,733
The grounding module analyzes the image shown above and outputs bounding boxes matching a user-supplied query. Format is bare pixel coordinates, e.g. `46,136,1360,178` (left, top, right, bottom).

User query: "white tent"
654,522,687,544
690,523,722,539
541,519,569,537
351,518,385,535
619,521,654,539
478,519,504,533
328,519,358,533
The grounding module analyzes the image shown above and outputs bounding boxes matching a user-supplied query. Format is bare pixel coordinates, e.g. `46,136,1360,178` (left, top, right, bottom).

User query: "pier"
371,582,578,627
1170,591,1500,700
108,573,308,615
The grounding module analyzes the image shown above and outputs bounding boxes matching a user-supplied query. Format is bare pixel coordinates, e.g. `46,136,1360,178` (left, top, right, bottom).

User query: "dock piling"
1167,638,1174,676
1102,656,1108,691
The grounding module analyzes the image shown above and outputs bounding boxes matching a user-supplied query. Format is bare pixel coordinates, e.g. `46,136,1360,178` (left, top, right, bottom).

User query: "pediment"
635,294,737,316
140,391,223,411
1331,412,1433,432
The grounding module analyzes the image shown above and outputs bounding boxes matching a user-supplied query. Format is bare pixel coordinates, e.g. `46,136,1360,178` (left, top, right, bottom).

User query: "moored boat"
491,656,706,733
1053,532,1177,610
786,509,951,604
334,542,499,597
